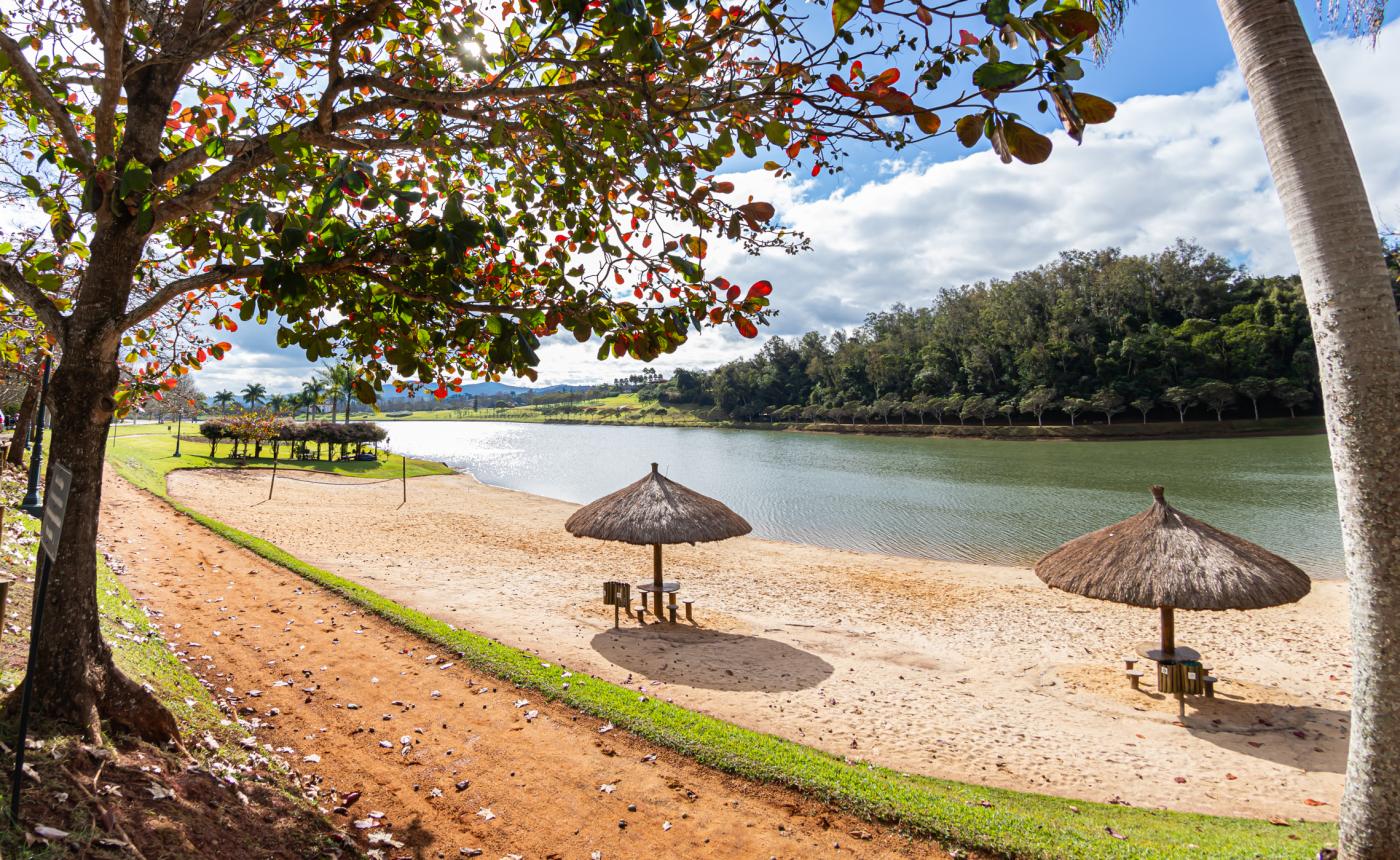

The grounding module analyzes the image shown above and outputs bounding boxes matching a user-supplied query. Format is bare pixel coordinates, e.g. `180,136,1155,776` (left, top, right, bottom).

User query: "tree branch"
91,0,130,164
0,260,67,335
0,32,94,171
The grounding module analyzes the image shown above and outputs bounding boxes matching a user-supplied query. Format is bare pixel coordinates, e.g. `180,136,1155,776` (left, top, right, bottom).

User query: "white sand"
168,468,1352,820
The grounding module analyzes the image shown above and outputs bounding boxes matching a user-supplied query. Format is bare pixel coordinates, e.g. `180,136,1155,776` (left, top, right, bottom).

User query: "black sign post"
10,462,72,821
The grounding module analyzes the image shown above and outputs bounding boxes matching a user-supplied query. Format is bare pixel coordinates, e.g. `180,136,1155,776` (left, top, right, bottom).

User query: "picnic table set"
566,462,751,627
1035,485,1310,717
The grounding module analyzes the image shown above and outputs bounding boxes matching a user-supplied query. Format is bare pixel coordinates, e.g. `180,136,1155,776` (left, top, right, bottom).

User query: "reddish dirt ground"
98,470,946,859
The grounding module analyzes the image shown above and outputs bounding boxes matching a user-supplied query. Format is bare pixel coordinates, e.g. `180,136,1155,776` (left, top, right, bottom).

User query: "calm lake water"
382,421,1344,579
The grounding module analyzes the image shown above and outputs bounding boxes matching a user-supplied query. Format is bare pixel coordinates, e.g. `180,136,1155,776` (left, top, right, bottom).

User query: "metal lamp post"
169,329,183,456
19,357,51,517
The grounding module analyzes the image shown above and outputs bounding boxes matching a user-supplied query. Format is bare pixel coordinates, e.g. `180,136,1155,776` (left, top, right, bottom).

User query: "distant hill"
457,381,591,396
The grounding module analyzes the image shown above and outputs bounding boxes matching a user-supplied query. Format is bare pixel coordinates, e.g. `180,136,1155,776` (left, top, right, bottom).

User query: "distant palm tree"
318,361,358,423
267,394,287,413
212,390,236,414
301,379,325,420
241,383,267,409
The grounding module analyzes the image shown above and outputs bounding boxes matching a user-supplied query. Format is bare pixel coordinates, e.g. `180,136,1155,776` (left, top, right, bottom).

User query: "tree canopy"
643,241,1354,423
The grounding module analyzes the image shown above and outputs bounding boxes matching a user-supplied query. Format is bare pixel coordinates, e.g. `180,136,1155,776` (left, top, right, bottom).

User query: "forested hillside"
641,240,1400,426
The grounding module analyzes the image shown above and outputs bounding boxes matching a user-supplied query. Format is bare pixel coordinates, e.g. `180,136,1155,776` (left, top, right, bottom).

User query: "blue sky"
198,1,1400,395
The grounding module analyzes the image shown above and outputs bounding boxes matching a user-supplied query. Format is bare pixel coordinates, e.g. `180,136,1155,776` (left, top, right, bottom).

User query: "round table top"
636,581,680,593
1136,643,1202,662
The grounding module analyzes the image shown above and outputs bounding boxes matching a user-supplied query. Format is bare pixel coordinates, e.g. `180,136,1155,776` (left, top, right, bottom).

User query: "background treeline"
639,240,1400,425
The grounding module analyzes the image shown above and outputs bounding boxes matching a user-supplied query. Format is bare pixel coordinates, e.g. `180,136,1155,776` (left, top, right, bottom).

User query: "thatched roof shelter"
1035,485,1310,661
1036,485,1310,612
567,463,751,620
565,463,751,546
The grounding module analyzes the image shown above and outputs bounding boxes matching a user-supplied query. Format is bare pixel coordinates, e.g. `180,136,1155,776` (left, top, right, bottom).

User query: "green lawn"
104,438,1338,859
108,432,453,496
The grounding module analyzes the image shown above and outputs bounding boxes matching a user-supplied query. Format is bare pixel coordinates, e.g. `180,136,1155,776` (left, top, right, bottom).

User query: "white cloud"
208,22,1400,389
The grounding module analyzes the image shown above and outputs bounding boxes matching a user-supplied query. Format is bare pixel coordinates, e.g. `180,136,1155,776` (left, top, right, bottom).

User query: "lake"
382,421,1344,579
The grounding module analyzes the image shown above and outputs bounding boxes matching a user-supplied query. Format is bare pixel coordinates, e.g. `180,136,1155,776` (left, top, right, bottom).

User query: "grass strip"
107,445,1337,860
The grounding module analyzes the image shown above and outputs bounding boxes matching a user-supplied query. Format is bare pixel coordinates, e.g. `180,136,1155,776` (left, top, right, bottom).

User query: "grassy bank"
352,394,1326,441
109,432,453,496
103,440,1337,859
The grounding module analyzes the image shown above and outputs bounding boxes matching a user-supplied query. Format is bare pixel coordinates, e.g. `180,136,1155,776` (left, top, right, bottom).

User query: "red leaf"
811,163,821,177
726,285,741,302
959,29,978,46
747,280,773,297
735,318,758,338
870,68,899,87
826,75,855,98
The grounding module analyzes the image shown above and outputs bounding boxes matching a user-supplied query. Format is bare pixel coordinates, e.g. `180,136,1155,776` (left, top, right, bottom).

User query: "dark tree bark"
6,366,40,468
6,207,180,744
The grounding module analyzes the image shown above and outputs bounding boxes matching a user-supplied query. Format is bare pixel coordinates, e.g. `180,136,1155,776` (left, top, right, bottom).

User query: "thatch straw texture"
1034,486,1310,611
565,463,752,546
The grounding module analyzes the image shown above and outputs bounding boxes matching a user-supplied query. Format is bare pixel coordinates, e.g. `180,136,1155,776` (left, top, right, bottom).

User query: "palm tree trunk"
1218,2,1400,856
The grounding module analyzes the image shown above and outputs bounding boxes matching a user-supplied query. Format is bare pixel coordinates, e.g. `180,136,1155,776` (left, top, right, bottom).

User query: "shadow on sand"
1160,691,1351,774
590,625,834,692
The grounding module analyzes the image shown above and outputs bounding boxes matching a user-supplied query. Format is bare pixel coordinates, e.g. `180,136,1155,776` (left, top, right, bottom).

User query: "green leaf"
118,160,153,198
831,0,860,32
972,61,1035,92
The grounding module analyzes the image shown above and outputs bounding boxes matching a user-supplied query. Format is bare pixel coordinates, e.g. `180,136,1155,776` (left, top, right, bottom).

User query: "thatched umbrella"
1035,485,1310,658
565,463,752,619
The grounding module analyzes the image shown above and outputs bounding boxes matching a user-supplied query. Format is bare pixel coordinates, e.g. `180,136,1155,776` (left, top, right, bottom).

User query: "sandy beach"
166,467,1352,821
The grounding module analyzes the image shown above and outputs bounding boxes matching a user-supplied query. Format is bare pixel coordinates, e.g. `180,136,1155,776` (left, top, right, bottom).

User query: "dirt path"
98,470,940,859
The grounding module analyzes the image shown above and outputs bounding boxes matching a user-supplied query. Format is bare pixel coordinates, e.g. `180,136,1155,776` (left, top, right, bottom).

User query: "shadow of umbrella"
590,626,834,692
1181,695,1350,774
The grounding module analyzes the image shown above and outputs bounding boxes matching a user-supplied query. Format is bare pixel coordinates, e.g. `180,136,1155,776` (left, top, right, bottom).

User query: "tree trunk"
8,334,177,744
6,367,40,468
1251,398,1260,420
1219,1,1400,856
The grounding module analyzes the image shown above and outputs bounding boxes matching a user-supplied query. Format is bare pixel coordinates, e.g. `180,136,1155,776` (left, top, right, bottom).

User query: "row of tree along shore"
622,240,1400,430
198,416,387,460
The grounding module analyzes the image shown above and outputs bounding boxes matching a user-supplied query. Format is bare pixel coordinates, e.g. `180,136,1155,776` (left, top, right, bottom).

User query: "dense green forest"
637,240,1400,426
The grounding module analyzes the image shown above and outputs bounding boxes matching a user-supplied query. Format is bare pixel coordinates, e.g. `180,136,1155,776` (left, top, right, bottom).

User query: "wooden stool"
683,600,695,622
635,607,647,625
1202,675,1218,698
667,604,677,623
1122,656,1137,671
1126,669,1145,690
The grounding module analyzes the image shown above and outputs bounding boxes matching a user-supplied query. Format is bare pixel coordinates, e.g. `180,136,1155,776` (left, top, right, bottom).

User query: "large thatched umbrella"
1035,485,1311,658
566,463,752,619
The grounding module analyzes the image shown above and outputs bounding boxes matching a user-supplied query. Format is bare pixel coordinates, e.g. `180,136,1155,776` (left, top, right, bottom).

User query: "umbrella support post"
1160,606,1175,657
653,543,664,620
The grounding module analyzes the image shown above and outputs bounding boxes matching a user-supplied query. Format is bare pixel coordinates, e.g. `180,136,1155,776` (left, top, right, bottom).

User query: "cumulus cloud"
212,22,1400,390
